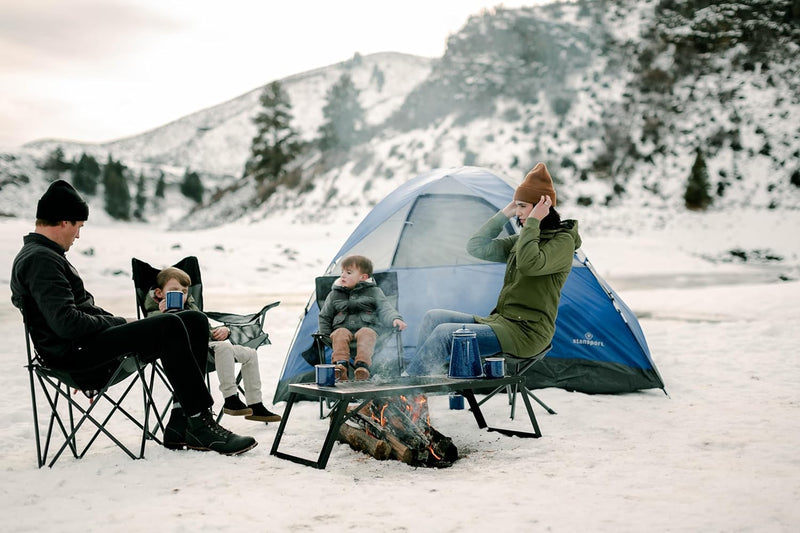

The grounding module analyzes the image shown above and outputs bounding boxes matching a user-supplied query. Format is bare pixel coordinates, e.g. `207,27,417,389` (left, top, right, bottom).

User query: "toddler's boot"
333,360,349,381
354,361,370,381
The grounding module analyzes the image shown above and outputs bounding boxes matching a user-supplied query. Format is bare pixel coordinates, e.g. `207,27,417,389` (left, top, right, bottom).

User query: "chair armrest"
205,301,280,325
311,332,332,365
205,301,280,349
312,332,331,346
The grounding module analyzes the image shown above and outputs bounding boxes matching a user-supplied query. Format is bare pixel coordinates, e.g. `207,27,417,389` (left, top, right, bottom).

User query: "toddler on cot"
318,255,406,381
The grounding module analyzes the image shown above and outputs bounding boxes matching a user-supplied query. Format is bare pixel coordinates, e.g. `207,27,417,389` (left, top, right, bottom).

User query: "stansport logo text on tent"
573,332,605,347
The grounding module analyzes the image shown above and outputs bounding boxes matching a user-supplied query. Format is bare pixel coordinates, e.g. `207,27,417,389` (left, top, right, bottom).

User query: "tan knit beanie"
514,162,557,206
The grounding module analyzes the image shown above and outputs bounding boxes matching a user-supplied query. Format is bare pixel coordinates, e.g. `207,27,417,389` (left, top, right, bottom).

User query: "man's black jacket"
10,232,125,363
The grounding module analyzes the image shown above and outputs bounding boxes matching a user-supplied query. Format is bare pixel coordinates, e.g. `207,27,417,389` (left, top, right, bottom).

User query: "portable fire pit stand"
270,375,542,469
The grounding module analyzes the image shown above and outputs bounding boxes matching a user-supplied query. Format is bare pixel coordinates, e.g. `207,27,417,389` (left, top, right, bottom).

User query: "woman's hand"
502,201,517,218
530,195,552,221
393,319,407,331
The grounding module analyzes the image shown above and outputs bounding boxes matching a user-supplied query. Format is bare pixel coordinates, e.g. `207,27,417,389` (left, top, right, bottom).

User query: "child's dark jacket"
318,279,402,337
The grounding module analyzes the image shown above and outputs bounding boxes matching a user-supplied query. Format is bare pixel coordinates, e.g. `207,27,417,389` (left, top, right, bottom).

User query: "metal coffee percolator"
448,325,484,378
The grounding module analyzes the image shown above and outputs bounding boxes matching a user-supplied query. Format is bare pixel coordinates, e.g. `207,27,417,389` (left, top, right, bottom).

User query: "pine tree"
243,81,303,183
684,148,712,210
317,73,365,151
71,152,101,195
133,172,147,220
370,65,385,92
103,155,131,220
155,170,166,198
42,147,71,179
180,168,204,203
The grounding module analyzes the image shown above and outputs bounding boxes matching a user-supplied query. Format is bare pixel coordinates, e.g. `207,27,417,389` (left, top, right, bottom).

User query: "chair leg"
65,374,143,463
319,397,336,419
526,389,557,415
510,381,519,420
314,334,337,419
475,383,508,408
481,355,557,420
140,369,151,456
27,365,46,468
37,378,80,465
508,385,556,418
34,362,160,467
144,363,170,440
147,362,173,432
136,360,165,449
395,330,405,375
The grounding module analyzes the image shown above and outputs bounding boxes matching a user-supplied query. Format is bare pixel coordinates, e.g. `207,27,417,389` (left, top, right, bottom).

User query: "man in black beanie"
11,180,257,456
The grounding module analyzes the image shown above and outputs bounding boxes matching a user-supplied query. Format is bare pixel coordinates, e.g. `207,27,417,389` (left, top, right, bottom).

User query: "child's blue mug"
483,357,505,379
165,291,184,311
315,364,336,387
449,393,465,410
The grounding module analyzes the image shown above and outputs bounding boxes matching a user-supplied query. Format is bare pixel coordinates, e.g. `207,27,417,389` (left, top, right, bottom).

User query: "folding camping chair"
21,307,166,468
311,271,405,417
476,344,557,419
131,256,279,420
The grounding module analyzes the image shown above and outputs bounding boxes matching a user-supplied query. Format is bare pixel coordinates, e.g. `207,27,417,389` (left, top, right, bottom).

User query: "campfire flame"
348,394,456,467
399,394,431,426
428,445,442,460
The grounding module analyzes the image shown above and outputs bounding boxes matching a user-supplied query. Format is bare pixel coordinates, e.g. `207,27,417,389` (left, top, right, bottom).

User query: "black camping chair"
20,306,166,468
312,271,405,417
476,344,557,419
131,256,279,420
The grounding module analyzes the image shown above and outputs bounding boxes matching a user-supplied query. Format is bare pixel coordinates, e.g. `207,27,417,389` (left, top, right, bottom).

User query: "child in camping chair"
145,267,281,423
318,255,407,381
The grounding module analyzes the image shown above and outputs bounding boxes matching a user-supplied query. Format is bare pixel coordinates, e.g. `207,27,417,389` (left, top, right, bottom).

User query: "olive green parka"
467,211,581,357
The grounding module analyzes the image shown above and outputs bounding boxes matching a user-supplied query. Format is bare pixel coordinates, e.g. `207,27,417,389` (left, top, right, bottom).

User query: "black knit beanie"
36,180,89,221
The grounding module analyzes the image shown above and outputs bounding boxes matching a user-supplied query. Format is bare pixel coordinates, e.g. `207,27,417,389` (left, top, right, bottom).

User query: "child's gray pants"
209,340,262,405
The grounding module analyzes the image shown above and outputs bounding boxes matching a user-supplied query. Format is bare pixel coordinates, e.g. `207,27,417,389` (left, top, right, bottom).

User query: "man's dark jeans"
63,311,213,416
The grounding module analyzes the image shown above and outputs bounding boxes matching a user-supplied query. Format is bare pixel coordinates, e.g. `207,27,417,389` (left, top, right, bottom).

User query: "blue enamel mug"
315,364,336,387
449,393,465,410
483,357,505,379
165,291,184,311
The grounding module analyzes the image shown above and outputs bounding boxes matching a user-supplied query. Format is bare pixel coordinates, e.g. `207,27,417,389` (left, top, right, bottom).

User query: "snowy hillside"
1,0,798,226
0,52,431,224
238,0,800,223
16,52,432,178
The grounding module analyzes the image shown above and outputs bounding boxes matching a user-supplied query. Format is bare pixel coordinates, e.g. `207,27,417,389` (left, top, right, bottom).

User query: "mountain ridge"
2,0,798,227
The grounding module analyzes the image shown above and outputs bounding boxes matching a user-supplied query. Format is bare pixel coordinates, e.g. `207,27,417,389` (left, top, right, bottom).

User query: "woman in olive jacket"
405,163,581,376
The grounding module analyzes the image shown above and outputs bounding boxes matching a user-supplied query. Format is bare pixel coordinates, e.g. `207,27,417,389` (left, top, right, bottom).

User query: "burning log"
334,394,458,467
337,422,391,460
381,432,415,464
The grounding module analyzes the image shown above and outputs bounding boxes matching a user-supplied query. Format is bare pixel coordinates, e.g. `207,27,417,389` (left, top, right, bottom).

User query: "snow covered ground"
0,205,798,532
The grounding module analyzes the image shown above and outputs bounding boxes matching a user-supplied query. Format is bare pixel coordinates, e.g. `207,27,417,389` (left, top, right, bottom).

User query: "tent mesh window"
393,194,513,268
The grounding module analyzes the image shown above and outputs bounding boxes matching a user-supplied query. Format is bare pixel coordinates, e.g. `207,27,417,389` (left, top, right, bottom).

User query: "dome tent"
274,166,663,402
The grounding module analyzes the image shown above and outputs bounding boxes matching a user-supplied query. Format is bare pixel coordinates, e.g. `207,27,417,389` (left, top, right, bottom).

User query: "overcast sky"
0,0,543,148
